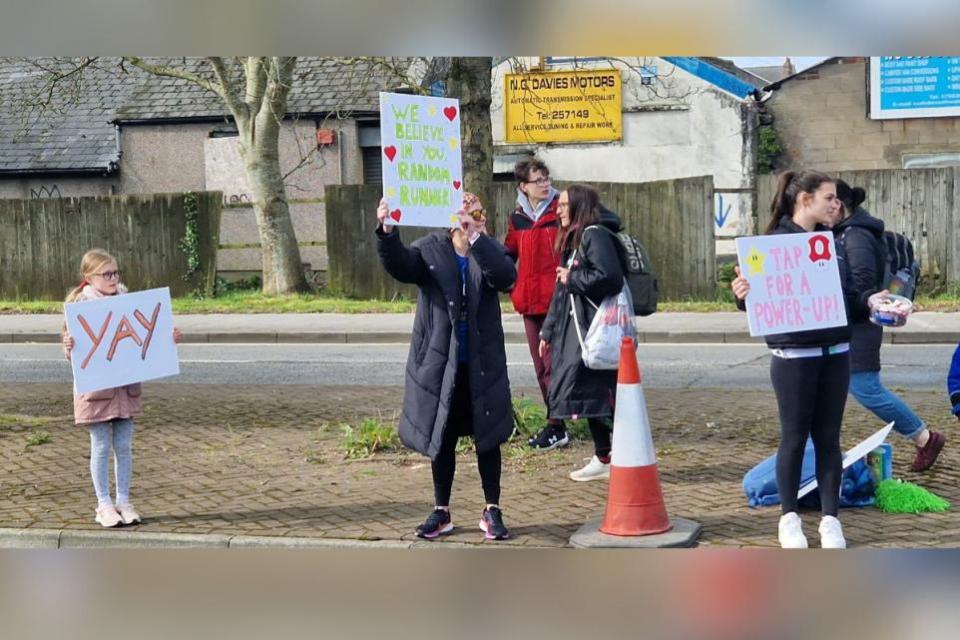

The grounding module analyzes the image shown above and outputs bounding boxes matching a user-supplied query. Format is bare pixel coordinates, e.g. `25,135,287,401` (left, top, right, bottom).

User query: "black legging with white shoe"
770,351,850,516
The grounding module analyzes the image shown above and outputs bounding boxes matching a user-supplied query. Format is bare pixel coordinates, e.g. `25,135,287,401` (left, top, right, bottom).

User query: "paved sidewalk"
2,311,958,344
1,383,957,549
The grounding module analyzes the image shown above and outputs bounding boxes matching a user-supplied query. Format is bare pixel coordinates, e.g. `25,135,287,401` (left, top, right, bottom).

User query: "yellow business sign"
504,70,622,143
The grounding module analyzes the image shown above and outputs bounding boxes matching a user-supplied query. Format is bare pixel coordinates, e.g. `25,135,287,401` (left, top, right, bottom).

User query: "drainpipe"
338,129,346,184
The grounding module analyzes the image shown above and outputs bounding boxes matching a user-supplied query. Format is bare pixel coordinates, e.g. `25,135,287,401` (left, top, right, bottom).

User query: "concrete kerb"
0,528,555,549
59,530,233,549
0,528,61,549
2,331,958,345
10,334,60,344
890,332,959,344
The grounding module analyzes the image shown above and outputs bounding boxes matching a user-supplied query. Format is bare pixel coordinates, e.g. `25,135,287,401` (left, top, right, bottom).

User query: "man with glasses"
504,158,569,450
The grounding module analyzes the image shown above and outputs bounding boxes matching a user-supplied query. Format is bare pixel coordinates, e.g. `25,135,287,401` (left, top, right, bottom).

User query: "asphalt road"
0,343,952,390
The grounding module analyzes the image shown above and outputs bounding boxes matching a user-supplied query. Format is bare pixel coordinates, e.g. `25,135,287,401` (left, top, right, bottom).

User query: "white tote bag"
571,283,638,370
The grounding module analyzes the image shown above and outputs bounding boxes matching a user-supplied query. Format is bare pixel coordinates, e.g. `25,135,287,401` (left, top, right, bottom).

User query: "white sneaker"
95,504,123,528
115,503,142,525
818,515,846,549
778,512,808,549
569,456,610,482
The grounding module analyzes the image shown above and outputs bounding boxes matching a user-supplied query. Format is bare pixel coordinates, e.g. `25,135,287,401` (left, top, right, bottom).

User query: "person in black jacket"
732,170,877,549
376,193,517,541
539,184,625,482
833,181,946,472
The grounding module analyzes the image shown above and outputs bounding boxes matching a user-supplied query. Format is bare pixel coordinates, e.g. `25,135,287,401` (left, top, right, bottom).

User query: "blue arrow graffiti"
715,194,732,229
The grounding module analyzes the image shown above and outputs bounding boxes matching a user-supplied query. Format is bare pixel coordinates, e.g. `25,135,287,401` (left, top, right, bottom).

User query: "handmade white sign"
65,287,180,394
379,91,463,228
735,232,848,337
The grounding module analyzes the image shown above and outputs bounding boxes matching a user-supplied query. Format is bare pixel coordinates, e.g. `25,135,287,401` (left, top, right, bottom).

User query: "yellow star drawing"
448,137,458,150
386,187,396,197
428,106,438,117
746,246,766,277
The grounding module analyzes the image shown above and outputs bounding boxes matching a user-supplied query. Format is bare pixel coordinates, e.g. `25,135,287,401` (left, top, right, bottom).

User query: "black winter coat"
834,207,886,372
541,211,625,419
376,227,517,458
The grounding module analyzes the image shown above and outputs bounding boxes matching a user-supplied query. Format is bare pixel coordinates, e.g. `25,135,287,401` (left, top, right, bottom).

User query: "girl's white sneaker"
95,504,123,528
778,512,808,548
818,515,846,549
116,503,142,525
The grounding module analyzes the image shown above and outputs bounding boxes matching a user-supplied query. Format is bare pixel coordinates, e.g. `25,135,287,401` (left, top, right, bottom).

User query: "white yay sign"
64,287,180,394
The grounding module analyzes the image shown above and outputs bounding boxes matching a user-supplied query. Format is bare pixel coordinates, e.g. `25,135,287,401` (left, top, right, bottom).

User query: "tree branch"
208,56,248,121
281,142,322,183
244,57,268,112
13,57,101,115
123,56,225,99
256,57,296,134
268,57,297,116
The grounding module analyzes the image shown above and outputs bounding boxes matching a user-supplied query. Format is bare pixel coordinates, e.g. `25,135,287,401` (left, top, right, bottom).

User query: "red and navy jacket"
504,194,561,316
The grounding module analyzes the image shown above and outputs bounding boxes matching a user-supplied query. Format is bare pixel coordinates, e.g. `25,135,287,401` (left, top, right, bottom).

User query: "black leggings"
770,352,850,517
432,366,501,506
432,424,502,506
588,418,612,459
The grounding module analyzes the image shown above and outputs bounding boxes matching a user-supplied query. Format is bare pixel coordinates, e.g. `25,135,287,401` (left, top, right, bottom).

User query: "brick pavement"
0,383,957,547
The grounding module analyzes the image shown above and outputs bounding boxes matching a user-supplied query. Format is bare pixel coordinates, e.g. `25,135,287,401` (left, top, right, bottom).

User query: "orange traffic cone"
599,336,672,536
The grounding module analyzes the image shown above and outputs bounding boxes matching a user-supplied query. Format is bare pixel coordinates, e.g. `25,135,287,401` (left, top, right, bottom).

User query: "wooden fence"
0,192,221,299
326,176,716,301
757,168,959,288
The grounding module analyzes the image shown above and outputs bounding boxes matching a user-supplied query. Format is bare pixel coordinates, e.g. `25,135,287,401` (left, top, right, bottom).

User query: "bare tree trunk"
234,57,308,295
239,115,308,294
446,58,493,217
121,56,309,295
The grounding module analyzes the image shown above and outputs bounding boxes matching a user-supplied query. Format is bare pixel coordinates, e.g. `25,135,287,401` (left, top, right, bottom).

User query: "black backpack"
881,231,921,301
592,226,658,316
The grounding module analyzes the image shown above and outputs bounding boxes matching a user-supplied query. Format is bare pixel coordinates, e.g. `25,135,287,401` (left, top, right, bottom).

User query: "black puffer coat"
540,210,625,419
834,207,886,372
376,227,516,458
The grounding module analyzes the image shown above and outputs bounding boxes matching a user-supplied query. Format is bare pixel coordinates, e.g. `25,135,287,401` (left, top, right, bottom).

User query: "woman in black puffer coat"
376,193,517,541
539,184,625,482
832,180,945,472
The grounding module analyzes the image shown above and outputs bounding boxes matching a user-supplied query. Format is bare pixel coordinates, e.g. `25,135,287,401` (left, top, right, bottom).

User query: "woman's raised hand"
731,265,751,300
377,197,393,232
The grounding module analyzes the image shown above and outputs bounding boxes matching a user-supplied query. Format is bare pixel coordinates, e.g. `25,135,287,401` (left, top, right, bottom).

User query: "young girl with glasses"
61,249,181,528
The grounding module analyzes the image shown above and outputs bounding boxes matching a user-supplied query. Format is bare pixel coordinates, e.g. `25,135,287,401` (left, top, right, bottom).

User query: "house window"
362,147,382,185
209,127,239,138
358,121,382,185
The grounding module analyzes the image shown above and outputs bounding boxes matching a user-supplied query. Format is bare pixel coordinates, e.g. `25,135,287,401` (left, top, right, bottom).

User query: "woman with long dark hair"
539,184,625,481
732,170,874,548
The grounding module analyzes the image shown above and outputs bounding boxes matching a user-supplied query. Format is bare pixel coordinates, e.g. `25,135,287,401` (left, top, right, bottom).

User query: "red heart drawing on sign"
390,209,402,222
443,106,457,121
453,180,461,190
383,146,397,161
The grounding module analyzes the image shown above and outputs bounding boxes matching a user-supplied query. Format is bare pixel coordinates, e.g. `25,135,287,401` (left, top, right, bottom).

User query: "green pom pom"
874,479,950,514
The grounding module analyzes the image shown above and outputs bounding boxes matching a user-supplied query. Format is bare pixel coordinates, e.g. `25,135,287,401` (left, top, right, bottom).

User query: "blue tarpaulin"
743,439,876,509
